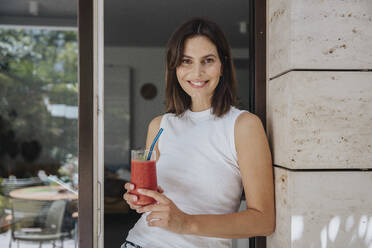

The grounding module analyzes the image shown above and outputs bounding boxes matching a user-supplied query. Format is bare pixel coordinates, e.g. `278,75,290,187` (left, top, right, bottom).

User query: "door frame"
78,0,104,247
78,0,94,247
78,0,267,247
249,0,267,247
250,0,267,127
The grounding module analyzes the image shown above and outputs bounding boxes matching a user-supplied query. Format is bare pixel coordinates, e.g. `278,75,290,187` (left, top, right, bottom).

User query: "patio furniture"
1,177,44,196
9,185,78,201
72,212,78,248
9,199,70,248
0,211,11,234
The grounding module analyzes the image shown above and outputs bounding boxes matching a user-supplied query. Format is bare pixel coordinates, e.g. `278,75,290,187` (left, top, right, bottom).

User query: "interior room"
0,0,253,247
102,1,252,247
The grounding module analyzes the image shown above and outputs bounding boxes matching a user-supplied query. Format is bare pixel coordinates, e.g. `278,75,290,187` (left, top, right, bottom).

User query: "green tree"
0,28,78,178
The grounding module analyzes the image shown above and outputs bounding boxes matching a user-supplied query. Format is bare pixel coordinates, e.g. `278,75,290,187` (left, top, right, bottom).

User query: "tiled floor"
0,230,77,248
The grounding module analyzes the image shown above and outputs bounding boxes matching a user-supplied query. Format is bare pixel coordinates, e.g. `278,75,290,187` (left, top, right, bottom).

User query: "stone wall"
267,0,372,247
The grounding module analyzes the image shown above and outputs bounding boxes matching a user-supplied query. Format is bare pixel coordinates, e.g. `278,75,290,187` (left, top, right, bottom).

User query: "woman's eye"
202,58,214,64
182,59,192,64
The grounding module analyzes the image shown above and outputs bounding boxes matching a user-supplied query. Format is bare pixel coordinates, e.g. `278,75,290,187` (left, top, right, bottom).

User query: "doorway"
103,1,251,247
78,0,267,247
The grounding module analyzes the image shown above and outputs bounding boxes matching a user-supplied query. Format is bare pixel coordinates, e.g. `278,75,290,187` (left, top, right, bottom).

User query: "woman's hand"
123,183,141,210
123,183,164,211
136,188,192,234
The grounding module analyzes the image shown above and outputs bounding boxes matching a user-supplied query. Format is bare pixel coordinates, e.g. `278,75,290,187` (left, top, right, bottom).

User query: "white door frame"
78,0,104,246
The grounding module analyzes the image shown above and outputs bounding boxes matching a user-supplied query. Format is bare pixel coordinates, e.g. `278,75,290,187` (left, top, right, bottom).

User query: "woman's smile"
176,35,222,111
188,80,209,88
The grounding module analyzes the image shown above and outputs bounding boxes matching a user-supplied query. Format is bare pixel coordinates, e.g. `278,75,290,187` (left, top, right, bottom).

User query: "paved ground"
0,230,77,248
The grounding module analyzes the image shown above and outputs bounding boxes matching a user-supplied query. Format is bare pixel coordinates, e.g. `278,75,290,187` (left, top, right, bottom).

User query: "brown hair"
165,17,237,117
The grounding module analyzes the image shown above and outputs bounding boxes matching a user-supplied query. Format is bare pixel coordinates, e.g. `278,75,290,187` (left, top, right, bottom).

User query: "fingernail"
130,184,134,190
138,189,143,193
133,196,137,201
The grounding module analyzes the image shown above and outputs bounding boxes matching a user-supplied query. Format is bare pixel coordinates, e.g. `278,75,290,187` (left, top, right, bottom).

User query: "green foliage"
0,28,78,177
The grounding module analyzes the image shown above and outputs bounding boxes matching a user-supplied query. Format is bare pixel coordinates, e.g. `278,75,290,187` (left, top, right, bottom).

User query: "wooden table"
9,185,78,201
9,185,79,247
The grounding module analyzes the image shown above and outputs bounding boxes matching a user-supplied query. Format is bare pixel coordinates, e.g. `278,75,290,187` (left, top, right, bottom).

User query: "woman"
122,17,275,248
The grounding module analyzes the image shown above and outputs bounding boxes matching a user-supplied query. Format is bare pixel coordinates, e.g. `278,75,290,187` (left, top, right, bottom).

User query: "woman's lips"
188,80,209,88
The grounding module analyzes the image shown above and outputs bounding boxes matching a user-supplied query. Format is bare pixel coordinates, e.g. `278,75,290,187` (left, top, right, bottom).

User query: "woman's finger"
130,204,142,210
146,211,167,222
123,192,129,201
137,189,169,204
123,192,134,201
124,183,134,191
137,203,169,213
123,192,139,204
130,195,138,202
157,185,164,193
147,219,166,227
123,193,143,210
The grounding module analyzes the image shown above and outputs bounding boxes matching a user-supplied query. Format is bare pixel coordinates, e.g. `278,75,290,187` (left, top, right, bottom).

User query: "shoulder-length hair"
165,17,237,117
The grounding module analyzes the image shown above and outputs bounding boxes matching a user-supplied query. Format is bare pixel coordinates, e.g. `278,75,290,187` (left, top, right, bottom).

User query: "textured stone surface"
267,71,372,169
268,0,291,78
268,167,372,248
269,0,372,77
268,168,291,248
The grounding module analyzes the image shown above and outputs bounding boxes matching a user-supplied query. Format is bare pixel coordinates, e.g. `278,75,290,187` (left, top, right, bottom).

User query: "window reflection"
0,28,78,247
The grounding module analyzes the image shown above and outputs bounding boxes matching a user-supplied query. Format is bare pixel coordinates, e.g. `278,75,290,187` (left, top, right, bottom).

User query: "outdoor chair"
9,199,70,248
0,206,11,234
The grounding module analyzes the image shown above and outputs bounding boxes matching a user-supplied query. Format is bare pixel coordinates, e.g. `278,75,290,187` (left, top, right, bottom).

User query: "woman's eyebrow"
182,54,217,59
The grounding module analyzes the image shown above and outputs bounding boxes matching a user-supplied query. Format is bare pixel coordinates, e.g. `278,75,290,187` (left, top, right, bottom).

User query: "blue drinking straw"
147,128,164,160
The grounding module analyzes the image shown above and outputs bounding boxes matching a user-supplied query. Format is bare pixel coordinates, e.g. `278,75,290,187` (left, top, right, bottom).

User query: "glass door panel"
104,1,251,247
0,27,79,247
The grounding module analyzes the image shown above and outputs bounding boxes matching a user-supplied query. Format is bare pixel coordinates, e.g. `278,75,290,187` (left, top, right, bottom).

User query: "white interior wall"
105,46,249,150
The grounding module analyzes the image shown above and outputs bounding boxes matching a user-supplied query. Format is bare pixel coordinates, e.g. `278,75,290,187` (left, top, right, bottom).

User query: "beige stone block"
269,0,372,77
267,71,372,169
268,167,372,248
268,0,291,78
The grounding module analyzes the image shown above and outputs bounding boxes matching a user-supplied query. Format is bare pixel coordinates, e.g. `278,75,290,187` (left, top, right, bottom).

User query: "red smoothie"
131,160,157,206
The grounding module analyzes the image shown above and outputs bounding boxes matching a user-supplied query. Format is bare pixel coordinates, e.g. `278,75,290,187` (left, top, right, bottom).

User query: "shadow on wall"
291,214,372,248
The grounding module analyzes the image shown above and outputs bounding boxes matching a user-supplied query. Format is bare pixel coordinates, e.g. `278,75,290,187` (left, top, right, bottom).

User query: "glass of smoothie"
130,149,157,206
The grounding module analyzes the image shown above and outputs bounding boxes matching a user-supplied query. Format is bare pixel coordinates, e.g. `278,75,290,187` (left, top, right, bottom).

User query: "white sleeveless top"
126,106,247,248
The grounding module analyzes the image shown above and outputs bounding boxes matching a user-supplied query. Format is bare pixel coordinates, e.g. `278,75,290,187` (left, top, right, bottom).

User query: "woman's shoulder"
235,111,264,136
223,106,251,121
223,106,262,138
148,115,164,131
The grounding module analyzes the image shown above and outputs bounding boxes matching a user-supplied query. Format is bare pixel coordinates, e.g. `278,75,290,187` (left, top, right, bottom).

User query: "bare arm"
145,115,163,159
137,112,275,238
185,112,275,238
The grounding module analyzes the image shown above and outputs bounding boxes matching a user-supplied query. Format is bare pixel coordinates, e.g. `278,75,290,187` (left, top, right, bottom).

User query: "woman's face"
176,35,222,103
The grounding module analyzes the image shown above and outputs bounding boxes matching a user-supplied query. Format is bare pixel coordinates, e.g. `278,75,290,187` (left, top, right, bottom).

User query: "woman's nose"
191,63,204,77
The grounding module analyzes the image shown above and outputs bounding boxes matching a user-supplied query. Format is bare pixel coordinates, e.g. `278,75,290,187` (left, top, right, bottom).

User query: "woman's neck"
190,98,211,112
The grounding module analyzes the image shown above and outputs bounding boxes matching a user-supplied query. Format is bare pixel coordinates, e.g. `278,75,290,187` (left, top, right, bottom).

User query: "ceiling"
0,0,250,48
